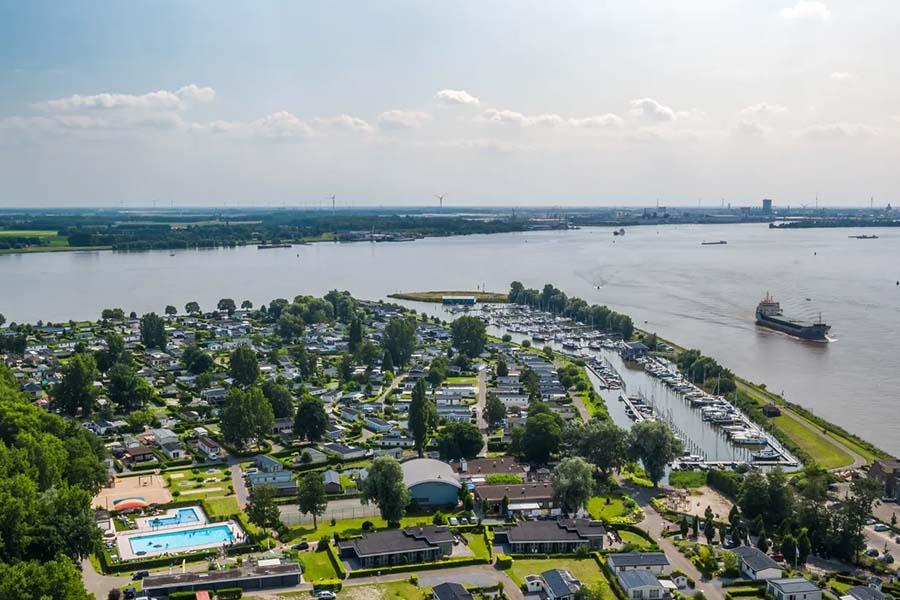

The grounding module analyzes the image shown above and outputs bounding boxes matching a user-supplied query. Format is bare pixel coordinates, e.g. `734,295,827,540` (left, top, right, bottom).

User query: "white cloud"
740,102,788,116
377,110,431,129
629,98,676,122
780,2,831,22
734,120,767,137
830,71,850,79
436,89,480,106
251,111,314,139
796,122,877,140
480,108,564,127
568,114,624,129
190,120,241,135
175,84,216,103
312,114,373,133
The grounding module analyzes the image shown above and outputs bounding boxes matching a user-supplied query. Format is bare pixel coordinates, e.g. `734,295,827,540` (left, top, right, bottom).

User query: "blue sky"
1,1,898,207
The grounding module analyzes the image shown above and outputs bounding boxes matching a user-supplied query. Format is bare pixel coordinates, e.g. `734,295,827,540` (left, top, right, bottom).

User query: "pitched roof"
732,546,780,572
608,552,670,568
542,569,581,598
845,587,885,600
433,582,474,600
339,525,453,558
498,518,605,543
619,571,662,590
768,578,820,594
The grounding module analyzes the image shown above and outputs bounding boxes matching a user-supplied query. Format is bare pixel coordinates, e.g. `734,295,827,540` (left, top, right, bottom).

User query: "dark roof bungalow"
339,525,455,568
493,518,605,553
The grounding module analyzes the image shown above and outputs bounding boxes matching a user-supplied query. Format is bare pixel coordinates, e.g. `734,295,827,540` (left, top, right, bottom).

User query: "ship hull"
756,317,830,342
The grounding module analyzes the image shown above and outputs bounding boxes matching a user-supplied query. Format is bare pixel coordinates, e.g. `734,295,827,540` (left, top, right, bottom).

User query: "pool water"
129,524,234,555
149,508,200,528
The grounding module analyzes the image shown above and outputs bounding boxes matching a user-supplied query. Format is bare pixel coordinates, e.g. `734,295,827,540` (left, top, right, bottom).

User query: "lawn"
618,530,654,550
588,495,629,521
286,514,438,541
279,581,424,600
0,229,60,237
507,558,615,600
445,376,477,385
299,550,338,582
465,532,490,559
772,414,853,469
668,471,708,489
204,496,240,518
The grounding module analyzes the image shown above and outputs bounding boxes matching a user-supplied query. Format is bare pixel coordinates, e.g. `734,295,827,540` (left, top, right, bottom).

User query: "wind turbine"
435,194,446,209
326,194,336,211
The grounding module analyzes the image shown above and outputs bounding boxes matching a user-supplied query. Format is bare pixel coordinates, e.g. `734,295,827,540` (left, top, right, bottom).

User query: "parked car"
132,571,149,581
880,553,894,564
873,523,890,532
315,592,336,600
865,548,880,557
123,588,137,600
449,517,459,526
292,541,310,551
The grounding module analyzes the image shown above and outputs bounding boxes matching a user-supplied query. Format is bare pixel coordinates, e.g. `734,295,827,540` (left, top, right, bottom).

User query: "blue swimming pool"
148,508,200,528
128,524,234,555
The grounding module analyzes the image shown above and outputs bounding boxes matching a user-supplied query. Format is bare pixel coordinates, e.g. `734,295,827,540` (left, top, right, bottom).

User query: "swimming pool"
128,524,235,555
148,508,200,528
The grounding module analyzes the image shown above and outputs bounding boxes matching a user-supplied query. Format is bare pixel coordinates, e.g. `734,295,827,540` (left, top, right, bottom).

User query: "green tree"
0,556,94,600
704,516,715,544
185,301,201,315
95,332,127,373
139,312,166,349
54,353,99,416
450,315,487,358
337,353,354,383
100,308,125,321
780,534,798,567
182,344,214,374
241,300,253,309
757,528,770,553
294,396,328,441
627,420,683,486
427,356,449,389
565,416,628,475
108,362,153,412
361,456,410,523
220,387,274,449
797,528,811,564
485,392,507,428
551,456,594,515
246,484,282,549
164,305,177,316
409,378,437,457
297,471,328,530
436,421,484,460
381,351,394,374
382,318,417,367
348,316,364,352
739,470,771,525
229,345,260,387
840,476,881,563
523,411,561,464
680,516,690,538
217,298,236,315
495,359,509,377
261,380,294,419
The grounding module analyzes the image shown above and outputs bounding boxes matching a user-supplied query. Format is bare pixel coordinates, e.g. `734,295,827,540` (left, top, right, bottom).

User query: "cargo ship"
756,293,831,342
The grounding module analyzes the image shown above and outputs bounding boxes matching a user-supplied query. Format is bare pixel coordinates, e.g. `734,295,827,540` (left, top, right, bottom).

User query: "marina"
448,302,801,472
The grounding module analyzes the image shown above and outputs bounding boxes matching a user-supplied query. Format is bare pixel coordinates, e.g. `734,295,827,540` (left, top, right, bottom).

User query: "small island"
388,290,508,303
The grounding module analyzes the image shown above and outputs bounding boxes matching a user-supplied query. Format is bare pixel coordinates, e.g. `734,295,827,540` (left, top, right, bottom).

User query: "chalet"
607,553,671,575
451,457,529,481
124,445,157,465
142,560,301,598
323,443,367,461
766,579,821,600
841,586,885,600
323,470,343,494
732,546,782,581
618,571,665,600
868,459,900,499
247,470,296,494
197,436,221,460
475,482,554,513
338,525,454,568
160,441,185,460
433,582,474,600
272,417,294,436
525,569,582,600
365,416,393,433
493,518,605,553
254,454,283,473
200,387,227,404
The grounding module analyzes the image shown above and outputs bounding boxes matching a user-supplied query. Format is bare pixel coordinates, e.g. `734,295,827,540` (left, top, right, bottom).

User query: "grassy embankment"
0,229,111,254
388,290,508,303
641,329,885,470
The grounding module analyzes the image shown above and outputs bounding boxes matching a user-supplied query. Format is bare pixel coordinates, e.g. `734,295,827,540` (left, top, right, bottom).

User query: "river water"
2,224,899,455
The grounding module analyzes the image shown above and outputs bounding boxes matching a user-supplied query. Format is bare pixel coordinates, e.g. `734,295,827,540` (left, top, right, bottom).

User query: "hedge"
722,581,765,589
325,543,348,579
347,556,489,578
215,588,243,599
168,592,196,600
314,579,343,592
596,553,628,600
495,554,513,569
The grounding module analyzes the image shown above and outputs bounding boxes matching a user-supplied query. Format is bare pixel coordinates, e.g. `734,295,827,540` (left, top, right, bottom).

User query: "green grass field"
299,549,338,582
587,495,629,521
772,414,853,470
507,558,615,599
388,290,508,303
618,530,654,550
465,532,490,559
0,229,59,237
668,470,708,489
286,514,438,541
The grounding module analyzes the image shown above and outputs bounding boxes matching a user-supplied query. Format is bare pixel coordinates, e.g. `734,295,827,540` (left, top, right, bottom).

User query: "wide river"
2,223,899,455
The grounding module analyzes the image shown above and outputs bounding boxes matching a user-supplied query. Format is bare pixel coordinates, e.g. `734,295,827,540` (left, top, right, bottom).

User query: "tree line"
508,282,635,339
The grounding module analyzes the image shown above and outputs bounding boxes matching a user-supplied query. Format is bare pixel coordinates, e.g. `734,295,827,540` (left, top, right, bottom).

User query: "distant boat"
849,234,878,239
257,243,292,249
613,228,625,236
701,240,727,245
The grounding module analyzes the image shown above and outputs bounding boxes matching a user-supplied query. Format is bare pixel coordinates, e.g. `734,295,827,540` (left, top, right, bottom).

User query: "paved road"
81,557,131,600
245,564,523,600
476,369,489,456
228,453,250,509
625,483,725,600
864,526,900,573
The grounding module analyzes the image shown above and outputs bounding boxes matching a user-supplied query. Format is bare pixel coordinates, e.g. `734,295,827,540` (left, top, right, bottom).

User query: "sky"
1,1,898,208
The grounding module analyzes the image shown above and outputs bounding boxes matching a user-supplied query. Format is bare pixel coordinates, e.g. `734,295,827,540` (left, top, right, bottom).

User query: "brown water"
2,223,898,454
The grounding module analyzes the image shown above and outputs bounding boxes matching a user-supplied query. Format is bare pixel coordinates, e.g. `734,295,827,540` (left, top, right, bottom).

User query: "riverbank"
388,290,508,303
636,330,888,470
